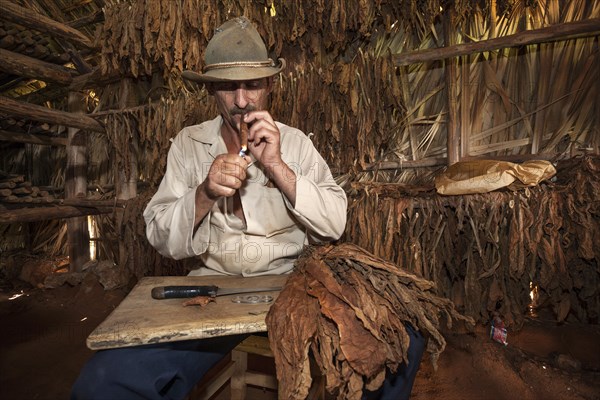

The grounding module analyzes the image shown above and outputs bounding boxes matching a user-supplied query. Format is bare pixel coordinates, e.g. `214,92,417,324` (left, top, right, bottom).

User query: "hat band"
203,59,276,73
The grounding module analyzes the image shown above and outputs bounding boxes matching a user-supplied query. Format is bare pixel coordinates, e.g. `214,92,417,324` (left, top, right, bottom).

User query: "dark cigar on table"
238,115,248,157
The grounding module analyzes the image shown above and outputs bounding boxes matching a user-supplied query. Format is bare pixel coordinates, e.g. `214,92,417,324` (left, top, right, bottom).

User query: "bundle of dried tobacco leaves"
266,243,473,400
345,156,600,327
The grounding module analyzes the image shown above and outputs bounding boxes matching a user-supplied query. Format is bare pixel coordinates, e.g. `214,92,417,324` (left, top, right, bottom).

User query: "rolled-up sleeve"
143,140,209,259
282,131,347,241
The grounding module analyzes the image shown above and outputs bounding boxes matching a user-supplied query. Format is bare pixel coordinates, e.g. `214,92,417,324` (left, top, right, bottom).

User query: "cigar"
238,116,248,157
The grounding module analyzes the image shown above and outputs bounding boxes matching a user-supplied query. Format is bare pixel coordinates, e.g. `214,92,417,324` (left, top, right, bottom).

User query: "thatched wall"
345,156,600,326
96,0,599,177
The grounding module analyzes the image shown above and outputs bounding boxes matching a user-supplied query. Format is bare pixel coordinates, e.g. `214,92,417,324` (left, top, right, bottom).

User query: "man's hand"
244,111,297,205
244,111,283,171
194,154,249,228
203,154,250,199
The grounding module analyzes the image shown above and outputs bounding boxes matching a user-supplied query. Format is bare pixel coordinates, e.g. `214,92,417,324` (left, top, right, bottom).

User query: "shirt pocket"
245,187,298,237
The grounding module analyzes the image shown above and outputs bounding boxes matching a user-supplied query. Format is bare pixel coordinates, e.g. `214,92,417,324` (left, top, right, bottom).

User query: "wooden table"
86,274,288,350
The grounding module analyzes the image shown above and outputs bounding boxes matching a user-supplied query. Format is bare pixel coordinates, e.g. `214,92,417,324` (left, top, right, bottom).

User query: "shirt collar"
187,115,224,158
188,115,222,144
187,115,288,159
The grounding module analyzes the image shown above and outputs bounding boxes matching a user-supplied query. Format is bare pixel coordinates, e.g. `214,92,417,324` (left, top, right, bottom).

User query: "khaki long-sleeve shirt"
143,116,347,276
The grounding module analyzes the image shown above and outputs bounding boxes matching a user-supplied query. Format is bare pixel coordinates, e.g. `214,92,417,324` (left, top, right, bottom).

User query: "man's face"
209,78,272,130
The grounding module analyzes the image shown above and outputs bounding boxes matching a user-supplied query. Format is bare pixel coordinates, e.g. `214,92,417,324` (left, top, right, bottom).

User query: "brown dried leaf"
182,296,215,307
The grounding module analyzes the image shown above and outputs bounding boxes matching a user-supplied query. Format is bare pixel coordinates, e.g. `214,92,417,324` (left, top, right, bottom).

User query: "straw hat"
182,17,285,83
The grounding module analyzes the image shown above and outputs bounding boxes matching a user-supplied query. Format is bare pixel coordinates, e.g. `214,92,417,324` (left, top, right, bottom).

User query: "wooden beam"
461,153,567,163
0,48,74,85
363,157,448,171
444,11,460,165
393,18,600,66
60,198,127,207
18,84,69,105
29,0,94,74
32,0,70,23
67,10,104,29
37,182,149,194
65,44,93,74
357,153,566,172
69,67,120,91
0,205,116,224
0,0,94,49
0,129,67,146
0,95,104,132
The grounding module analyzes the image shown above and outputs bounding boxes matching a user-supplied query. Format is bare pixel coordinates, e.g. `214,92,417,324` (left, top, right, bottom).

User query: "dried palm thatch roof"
89,0,599,183
1,0,598,185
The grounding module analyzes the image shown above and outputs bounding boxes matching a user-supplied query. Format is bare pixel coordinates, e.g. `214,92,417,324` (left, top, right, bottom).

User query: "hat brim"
182,58,286,83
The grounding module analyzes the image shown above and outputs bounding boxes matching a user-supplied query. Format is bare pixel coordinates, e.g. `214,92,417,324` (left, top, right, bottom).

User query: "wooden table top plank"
87,275,288,350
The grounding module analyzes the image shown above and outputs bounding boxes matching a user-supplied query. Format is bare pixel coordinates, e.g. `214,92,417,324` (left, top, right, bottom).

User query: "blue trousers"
362,324,426,400
72,326,425,400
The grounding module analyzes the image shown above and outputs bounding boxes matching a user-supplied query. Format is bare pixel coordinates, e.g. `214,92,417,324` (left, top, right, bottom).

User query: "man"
144,16,347,276
72,17,425,400
72,17,347,400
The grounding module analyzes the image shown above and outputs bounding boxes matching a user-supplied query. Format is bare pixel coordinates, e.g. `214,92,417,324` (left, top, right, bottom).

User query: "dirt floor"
1,275,599,400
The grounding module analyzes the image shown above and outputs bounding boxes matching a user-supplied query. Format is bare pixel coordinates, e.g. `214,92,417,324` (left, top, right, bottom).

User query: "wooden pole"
590,34,600,155
29,0,94,74
117,78,139,201
393,18,600,66
115,78,140,273
460,56,470,159
65,91,90,272
0,95,104,132
0,48,74,86
0,0,94,49
69,67,120,91
461,153,567,163
363,157,448,171
0,205,117,224
444,10,460,165
0,129,68,146
67,11,104,29
359,152,566,172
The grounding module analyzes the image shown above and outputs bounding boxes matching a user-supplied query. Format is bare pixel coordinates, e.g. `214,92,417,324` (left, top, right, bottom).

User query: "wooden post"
444,10,460,165
115,78,140,272
594,36,600,155
460,56,470,159
116,79,139,201
65,92,90,272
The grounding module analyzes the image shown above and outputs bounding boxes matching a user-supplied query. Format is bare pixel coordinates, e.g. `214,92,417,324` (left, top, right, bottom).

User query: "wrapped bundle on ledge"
266,243,473,400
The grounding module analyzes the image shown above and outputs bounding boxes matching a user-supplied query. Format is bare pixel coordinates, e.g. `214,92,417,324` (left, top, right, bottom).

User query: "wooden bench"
189,335,325,400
